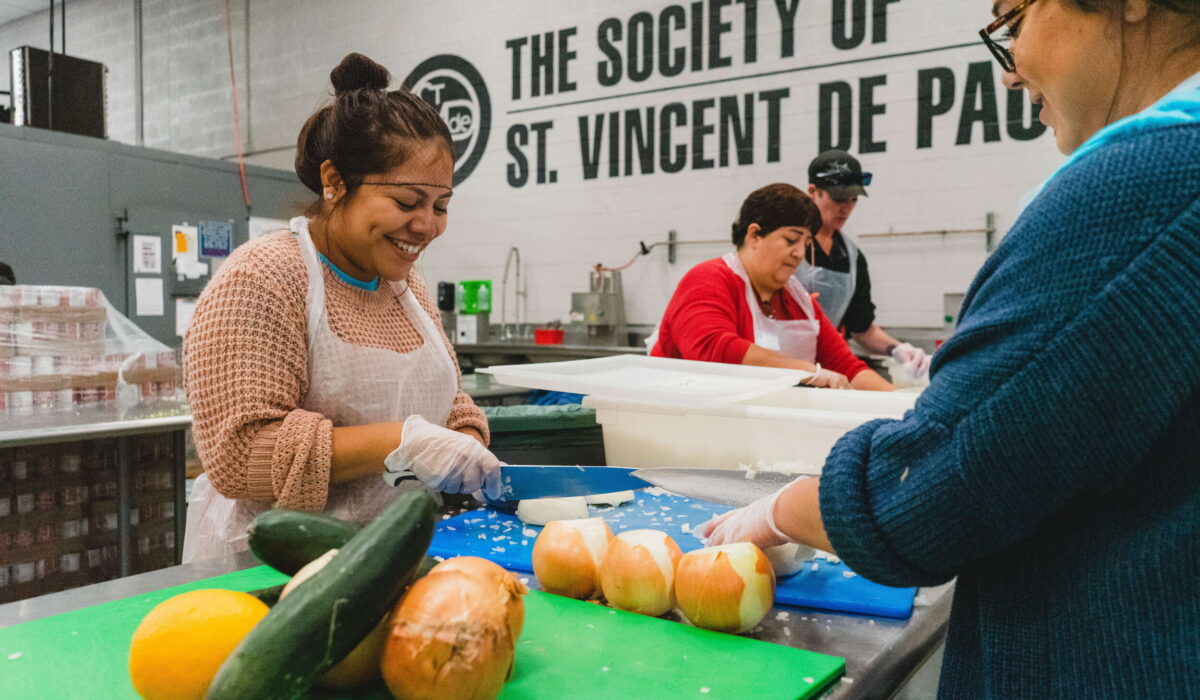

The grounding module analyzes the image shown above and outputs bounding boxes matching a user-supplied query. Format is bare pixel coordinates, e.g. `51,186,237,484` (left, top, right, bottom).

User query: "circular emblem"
403,55,491,186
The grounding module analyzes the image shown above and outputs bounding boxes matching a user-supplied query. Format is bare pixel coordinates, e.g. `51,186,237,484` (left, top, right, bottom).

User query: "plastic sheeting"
0,285,182,420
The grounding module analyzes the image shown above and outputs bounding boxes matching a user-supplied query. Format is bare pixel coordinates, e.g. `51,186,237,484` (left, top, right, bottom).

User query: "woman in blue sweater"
701,1,1200,697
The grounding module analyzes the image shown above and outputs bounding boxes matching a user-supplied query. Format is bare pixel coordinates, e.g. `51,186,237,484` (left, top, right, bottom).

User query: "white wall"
2,0,1066,329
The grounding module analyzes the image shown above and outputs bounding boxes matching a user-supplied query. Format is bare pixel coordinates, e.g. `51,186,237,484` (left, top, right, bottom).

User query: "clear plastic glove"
802,363,852,390
696,481,802,549
384,415,502,499
890,342,931,380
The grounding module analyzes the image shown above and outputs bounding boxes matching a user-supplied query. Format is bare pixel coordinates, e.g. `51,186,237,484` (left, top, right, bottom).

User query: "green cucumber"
206,490,437,700
246,509,361,575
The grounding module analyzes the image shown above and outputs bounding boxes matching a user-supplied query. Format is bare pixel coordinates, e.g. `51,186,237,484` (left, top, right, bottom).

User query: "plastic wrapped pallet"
0,285,181,420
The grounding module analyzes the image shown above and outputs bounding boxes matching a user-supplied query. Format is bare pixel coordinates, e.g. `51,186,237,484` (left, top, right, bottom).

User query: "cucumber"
246,509,360,575
206,490,437,700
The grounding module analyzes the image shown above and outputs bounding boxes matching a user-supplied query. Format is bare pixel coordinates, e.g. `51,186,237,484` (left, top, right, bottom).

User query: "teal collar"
317,251,380,291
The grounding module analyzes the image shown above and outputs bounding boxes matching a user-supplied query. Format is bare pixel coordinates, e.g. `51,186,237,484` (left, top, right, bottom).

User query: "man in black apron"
795,150,930,382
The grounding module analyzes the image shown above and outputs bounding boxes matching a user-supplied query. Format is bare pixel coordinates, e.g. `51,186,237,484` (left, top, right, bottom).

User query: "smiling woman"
699,1,1200,698
181,53,502,563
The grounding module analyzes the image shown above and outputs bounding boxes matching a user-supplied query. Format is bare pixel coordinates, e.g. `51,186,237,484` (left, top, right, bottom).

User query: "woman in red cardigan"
651,183,893,391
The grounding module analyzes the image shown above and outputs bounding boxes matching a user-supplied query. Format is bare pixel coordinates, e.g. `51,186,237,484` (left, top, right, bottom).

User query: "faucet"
500,246,525,341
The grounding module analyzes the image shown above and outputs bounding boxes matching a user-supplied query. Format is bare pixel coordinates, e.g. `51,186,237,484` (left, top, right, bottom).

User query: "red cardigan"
650,258,868,380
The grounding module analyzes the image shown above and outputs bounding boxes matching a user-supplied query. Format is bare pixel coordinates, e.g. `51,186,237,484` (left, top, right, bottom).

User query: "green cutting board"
0,567,843,700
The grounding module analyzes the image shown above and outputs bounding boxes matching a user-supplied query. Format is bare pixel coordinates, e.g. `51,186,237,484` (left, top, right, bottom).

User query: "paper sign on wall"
175,298,197,337
135,278,164,317
249,217,289,240
199,220,234,258
131,235,161,274
172,224,199,263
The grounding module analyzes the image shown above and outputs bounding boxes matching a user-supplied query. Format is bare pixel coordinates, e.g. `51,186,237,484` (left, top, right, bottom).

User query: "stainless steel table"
454,341,646,369
0,549,952,699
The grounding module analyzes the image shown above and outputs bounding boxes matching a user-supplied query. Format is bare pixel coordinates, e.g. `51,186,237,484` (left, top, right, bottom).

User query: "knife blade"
497,465,652,501
631,467,817,507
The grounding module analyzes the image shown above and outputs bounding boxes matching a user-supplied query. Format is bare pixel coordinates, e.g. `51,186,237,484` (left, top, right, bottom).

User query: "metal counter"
0,549,951,699
454,341,646,369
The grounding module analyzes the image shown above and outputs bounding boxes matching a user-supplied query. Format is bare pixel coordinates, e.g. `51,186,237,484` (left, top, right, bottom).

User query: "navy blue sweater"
819,122,1200,698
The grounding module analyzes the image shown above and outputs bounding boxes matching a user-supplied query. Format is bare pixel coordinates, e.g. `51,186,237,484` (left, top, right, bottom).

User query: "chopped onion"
599,529,682,616
584,490,636,506
765,543,815,577
515,496,588,525
531,517,612,599
382,570,519,700
674,543,775,634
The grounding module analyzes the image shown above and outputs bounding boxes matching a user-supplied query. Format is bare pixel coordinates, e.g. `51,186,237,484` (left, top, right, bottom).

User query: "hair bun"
330,53,390,94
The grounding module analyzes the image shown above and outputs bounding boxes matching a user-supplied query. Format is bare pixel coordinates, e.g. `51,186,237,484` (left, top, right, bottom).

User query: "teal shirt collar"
317,251,380,292
1021,70,1200,212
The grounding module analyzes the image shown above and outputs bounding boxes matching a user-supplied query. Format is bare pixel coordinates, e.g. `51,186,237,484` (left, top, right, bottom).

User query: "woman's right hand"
803,365,852,390
384,415,502,499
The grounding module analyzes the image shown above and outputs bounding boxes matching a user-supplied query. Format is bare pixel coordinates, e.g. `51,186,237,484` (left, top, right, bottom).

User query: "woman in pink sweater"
182,53,498,561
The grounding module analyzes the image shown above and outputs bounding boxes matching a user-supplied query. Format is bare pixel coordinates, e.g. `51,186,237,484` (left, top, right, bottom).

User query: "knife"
632,467,815,507
497,465,651,501
497,465,817,506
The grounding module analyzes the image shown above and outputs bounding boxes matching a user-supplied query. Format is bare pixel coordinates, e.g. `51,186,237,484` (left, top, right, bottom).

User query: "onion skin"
532,518,613,599
674,543,776,634
599,530,683,617
381,570,519,700
428,556,528,640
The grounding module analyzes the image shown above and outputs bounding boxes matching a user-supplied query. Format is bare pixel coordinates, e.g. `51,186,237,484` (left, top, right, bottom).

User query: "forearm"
741,344,817,372
850,368,894,392
851,325,900,355
772,478,833,553
330,421,405,484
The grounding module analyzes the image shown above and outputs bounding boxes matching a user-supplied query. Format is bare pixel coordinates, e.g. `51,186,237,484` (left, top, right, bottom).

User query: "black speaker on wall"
9,46,106,139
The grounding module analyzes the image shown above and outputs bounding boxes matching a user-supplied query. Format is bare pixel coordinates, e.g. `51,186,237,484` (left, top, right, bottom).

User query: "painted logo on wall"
403,55,492,186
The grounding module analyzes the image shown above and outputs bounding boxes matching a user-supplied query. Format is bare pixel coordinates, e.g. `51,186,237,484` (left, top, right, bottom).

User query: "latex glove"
384,415,502,499
802,363,851,390
890,342,931,380
697,480,805,549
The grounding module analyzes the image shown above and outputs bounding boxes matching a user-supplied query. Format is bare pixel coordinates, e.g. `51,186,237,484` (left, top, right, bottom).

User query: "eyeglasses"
979,0,1038,73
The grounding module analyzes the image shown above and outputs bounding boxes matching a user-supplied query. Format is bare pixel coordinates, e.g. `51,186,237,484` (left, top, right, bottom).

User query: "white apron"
723,252,820,362
182,216,457,562
795,232,859,329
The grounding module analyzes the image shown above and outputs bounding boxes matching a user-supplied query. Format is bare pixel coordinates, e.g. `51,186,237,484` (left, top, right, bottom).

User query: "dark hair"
731,183,823,248
295,53,454,202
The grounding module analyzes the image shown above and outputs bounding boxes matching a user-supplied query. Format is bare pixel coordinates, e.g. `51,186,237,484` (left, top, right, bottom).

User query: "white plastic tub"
585,388,917,472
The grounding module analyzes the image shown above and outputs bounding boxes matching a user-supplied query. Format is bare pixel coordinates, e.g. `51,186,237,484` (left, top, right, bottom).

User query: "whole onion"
674,543,775,634
598,529,682,616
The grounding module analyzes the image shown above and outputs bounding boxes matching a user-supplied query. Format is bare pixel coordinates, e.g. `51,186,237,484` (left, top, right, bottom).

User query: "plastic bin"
483,404,605,466
585,387,916,472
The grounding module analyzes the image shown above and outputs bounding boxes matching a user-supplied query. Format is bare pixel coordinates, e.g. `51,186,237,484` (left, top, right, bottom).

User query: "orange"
128,589,268,700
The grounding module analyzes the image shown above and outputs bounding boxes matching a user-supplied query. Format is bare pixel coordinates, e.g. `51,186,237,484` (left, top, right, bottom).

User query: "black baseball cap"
808,150,871,199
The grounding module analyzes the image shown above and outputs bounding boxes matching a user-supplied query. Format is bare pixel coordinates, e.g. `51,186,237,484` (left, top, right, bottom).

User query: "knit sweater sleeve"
818,128,1200,587
183,236,333,511
658,260,754,365
407,271,490,444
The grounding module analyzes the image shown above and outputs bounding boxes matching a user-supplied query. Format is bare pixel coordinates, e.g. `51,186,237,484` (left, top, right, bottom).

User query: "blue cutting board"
429,491,915,619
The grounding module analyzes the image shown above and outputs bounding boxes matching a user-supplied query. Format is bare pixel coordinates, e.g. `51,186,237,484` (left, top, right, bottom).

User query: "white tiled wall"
2,0,1065,329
